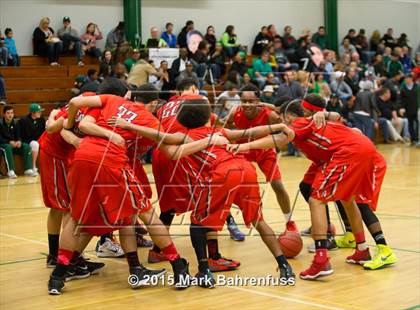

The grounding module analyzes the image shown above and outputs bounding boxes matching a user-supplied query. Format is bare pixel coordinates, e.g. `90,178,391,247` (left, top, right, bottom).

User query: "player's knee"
299,181,312,202
29,140,40,152
358,203,379,227
270,179,285,192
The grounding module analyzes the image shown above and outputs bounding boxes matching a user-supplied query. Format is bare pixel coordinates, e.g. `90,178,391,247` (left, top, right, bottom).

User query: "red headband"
301,100,325,112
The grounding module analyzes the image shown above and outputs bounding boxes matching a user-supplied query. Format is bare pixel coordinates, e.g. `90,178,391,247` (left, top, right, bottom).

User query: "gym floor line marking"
0,256,45,266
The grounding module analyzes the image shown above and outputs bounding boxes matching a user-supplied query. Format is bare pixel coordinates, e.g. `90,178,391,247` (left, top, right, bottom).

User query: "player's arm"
60,128,82,148
79,116,125,146
227,132,291,154
223,122,288,141
220,107,236,129
45,109,64,133
65,96,103,129
312,111,342,128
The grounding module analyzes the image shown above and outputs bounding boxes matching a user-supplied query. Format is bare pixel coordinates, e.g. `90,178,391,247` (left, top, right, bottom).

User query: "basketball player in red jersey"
47,78,222,294
224,84,298,233
227,98,395,280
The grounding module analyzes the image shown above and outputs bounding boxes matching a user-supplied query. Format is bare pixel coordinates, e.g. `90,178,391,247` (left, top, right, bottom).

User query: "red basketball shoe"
208,256,241,272
300,251,333,280
346,248,371,265
286,221,299,234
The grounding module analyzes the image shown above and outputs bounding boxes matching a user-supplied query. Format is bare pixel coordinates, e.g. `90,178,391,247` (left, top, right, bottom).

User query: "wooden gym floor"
0,145,419,310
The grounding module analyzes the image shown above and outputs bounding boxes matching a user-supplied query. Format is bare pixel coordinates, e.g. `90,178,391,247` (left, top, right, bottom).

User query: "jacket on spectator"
18,114,46,143
251,32,270,56
33,27,55,55
230,61,248,76
344,76,360,95
0,117,20,144
161,32,177,48
204,34,216,54
177,27,189,48
57,27,79,39
282,34,297,50
354,90,378,118
400,82,418,116
276,81,304,99
330,80,353,100
376,94,396,120
105,27,126,49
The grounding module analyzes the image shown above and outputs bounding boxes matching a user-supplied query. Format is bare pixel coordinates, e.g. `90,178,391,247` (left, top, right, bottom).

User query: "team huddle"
38,76,397,295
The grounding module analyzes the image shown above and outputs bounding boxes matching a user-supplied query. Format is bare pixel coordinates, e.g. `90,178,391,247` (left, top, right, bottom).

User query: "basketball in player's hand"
278,231,303,258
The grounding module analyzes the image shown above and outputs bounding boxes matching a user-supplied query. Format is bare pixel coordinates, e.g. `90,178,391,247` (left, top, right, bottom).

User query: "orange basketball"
278,231,303,258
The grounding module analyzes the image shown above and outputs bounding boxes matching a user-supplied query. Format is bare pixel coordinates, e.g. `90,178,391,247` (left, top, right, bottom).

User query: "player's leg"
95,232,124,258
300,197,333,280
226,212,246,241
335,201,356,248
29,140,39,175
71,233,105,275
270,179,299,233
46,209,63,267
148,208,175,263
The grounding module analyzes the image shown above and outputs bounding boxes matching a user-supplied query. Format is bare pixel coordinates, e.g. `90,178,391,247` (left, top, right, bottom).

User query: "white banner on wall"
148,48,179,69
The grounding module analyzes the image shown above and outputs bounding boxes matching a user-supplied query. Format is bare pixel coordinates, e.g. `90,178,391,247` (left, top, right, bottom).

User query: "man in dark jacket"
177,20,194,49
251,26,270,56
0,105,35,178
400,74,418,143
18,103,45,175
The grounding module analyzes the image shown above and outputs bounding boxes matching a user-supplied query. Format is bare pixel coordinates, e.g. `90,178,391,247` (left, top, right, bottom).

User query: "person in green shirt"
124,49,140,73
311,26,328,50
386,52,404,78
221,25,240,58
252,51,273,89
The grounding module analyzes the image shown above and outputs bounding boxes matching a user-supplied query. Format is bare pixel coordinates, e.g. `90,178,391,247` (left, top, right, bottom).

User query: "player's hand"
108,132,125,147
107,117,129,129
209,134,229,146
63,119,73,130
73,137,83,149
226,143,249,154
49,109,60,119
313,112,326,128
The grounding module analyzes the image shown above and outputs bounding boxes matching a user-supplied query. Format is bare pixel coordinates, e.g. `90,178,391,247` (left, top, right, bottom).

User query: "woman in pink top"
80,23,103,59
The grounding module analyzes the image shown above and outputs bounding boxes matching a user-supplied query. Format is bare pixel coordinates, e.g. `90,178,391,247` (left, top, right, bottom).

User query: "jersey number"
161,101,178,119
116,106,138,123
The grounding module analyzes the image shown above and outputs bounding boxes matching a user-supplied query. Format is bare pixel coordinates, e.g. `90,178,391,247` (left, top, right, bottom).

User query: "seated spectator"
343,29,357,45
221,25,240,58
355,28,370,63
276,70,304,99
265,72,280,90
373,54,386,77
113,62,128,81
127,52,162,87
3,28,19,66
124,48,140,72
339,38,357,58
251,26,270,56
282,25,297,57
0,31,7,66
345,68,360,95
99,49,113,80
225,70,242,90
369,30,383,54
397,33,409,49
0,105,36,178
192,40,220,83
105,21,128,50
0,74,6,100
272,36,299,72
159,60,172,95
57,16,83,66
400,74,419,143
215,84,240,118
242,72,252,87
310,73,331,98
383,46,392,67
176,61,199,86
177,20,194,49
323,50,335,80
170,47,189,82
267,24,279,41
400,46,415,74
71,75,86,96
204,26,217,54
210,43,226,76
80,69,100,93
146,27,167,48
18,103,45,174
252,51,275,89
230,51,248,76
33,17,62,66
341,95,356,127
330,71,353,101
294,36,311,69
326,94,344,114
80,22,103,60
161,22,177,48
261,85,275,104
149,60,169,90
386,52,404,78
267,45,278,71
381,28,397,49
311,26,328,50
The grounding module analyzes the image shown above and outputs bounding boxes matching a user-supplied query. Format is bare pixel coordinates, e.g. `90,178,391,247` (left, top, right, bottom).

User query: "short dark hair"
165,22,173,29
349,28,356,33
240,84,260,98
131,83,159,104
186,20,194,26
97,77,127,97
3,105,13,114
318,26,325,31
87,69,97,77
274,95,292,107
279,100,304,117
4,28,12,35
377,87,390,97
176,77,199,91
303,94,326,109
177,97,211,129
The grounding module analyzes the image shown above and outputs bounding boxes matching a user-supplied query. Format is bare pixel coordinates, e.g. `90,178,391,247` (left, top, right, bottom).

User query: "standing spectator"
397,33,410,49
251,26,270,56
343,29,357,45
161,22,177,48
386,52,404,78
33,17,62,66
124,48,140,72
381,28,397,49
18,103,45,175
146,27,167,48
105,21,128,50
204,26,217,54
282,25,297,57
339,38,357,58
80,22,103,60
99,49,113,79
177,20,194,49
221,25,240,58
127,53,162,87
330,72,353,101
4,28,19,66
230,51,248,76
0,106,35,178
170,47,189,83
252,51,274,89
400,74,418,143
312,26,328,50
57,16,83,66
0,31,8,66
344,68,360,95
273,37,299,72
355,29,370,63
369,30,383,54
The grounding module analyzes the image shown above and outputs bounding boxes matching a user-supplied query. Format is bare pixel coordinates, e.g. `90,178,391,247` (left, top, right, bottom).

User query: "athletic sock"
100,233,112,245
70,251,81,264
354,231,368,251
325,205,331,224
276,255,289,270
52,264,70,278
52,248,73,277
152,210,175,253
283,212,292,222
314,240,328,261
226,213,234,225
206,239,220,260
372,231,387,245
48,234,59,258
190,224,209,272
161,242,180,262
126,251,141,268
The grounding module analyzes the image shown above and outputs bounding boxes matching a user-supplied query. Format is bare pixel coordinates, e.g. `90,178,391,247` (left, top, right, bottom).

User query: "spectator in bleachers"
204,26,217,54
276,70,303,99
310,73,331,98
251,26,270,56
282,26,297,57
330,71,353,101
242,72,252,87
0,105,36,178
230,51,248,76
124,48,140,72
261,85,275,104
400,46,415,74
210,42,226,76
383,46,392,68
370,30,383,54
149,60,169,90
397,33,409,49
294,36,312,69
0,74,5,100
252,51,274,89
192,40,221,83
4,28,19,66
80,23,103,60
343,29,357,45
105,21,128,50
215,83,240,117
339,38,357,58
272,36,299,72
170,47,189,82
373,54,386,77
80,69,100,93
224,70,242,90
113,62,127,81
221,25,240,58
57,16,83,66
177,20,194,49
344,67,360,95
381,28,397,49
18,103,45,175
312,26,328,50
400,73,419,143
146,27,167,48
99,49,113,79
33,17,62,66
176,60,199,86
0,31,8,66
127,53,162,87
326,94,343,114
161,22,177,48
355,29,370,63
386,52,404,78
267,24,278,41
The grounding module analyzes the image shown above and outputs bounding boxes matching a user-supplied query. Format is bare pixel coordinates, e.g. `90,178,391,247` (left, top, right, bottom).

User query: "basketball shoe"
346,248,371,265
195,268,216,288
96,237,125,258
363,245,397,270
148,249,168,263
336,232,356,248
227,217,245,241
48,275,65,295
208,256,240,272
286,221,299,234
129,265,167,289
300,250,333,280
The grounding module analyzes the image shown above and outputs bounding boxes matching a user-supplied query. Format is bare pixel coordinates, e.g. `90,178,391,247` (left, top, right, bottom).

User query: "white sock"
357,242,368,251
283,212,292,222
